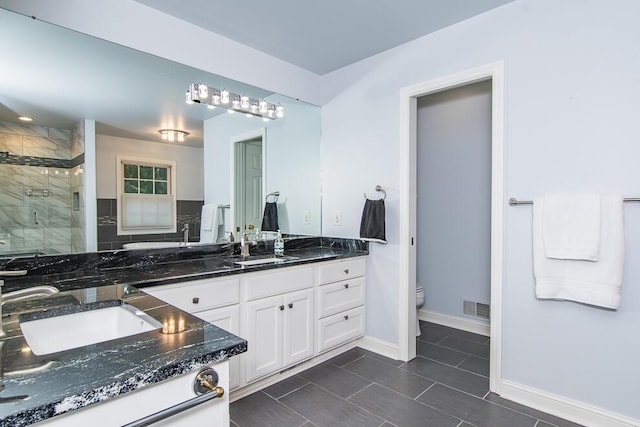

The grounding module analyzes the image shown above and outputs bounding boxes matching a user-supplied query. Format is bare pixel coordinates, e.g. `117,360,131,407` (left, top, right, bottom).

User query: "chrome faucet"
181,224,189,245
0,270,58,337
240,233,257,258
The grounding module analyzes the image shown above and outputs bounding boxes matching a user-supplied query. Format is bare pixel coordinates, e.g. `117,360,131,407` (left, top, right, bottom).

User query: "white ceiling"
134,0,513,75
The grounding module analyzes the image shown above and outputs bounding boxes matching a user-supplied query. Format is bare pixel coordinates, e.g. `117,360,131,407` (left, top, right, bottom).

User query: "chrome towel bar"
509,197,640,206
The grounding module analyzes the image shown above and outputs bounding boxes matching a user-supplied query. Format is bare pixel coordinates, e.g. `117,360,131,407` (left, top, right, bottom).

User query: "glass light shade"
197,83,208,99
212,92,221,105
258,100,268,113
220,89,230,104
232,96,240,109
185,90,194,104
240,95,250,109
275,105,284,118
250,103,259,113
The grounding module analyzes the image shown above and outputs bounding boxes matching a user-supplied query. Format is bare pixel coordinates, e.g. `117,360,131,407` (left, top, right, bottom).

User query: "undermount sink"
234,256,299,266
20,302,163,355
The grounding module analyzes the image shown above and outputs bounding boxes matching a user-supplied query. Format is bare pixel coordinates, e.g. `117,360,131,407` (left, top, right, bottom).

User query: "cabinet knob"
192,297,200,304
344,283,349,289
288,303,293,309
344,268,349,274
279,305,285,311
344,315,350,320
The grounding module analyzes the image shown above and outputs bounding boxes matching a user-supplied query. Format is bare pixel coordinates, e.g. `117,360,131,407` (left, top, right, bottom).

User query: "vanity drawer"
144,277,239,313
318,258,366,285
244,266,314,301
317,277,365,318
317,306,365,353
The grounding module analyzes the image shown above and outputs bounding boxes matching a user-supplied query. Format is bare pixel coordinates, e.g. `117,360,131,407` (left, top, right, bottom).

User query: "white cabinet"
144,277,241,390
37,361,229,426
241,265,315,382
316,258,366,353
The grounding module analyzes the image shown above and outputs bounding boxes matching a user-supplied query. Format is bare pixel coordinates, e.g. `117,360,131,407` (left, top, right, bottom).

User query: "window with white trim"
116,156,177,235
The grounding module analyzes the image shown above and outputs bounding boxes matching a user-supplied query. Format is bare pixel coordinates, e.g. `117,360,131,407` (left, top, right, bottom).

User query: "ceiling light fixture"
159,129,189,142
18,116,33,122
187,82,284,120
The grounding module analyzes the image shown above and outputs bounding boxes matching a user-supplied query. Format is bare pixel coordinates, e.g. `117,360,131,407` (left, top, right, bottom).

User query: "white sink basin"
20,303,162,355
234,256,298,266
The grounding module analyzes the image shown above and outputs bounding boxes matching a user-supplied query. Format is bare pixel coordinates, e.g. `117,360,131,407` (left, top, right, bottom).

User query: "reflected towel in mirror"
261,202,279,232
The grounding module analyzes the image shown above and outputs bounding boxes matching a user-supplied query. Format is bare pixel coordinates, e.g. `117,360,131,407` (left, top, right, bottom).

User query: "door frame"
230,128,267,235
398,61,505,393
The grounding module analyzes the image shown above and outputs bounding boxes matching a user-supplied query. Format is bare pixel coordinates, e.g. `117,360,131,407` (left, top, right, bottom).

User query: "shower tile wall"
70,121,86,252
0,121,74,255
97,199,204,250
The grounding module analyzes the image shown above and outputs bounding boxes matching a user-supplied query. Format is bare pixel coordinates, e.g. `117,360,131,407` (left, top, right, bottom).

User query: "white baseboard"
418,309,490,337
357,335,400,360
501,380,640,427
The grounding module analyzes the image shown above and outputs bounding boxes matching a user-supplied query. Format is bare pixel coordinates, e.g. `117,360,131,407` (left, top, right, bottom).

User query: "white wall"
96,135,203,201
0,0,322,105
417,81,492,320
203,95,321,235
320,0,640,420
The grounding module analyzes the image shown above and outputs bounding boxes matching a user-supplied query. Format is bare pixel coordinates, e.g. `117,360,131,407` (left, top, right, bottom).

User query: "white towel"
533,194,625,309
199,203,223,243
542,194,601,261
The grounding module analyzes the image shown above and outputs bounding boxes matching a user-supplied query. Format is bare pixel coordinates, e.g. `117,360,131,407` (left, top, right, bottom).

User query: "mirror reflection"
0,8,321,257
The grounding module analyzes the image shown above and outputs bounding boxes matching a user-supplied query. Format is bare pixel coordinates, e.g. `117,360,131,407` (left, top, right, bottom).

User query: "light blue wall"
416,81,492,320
321,0,640,420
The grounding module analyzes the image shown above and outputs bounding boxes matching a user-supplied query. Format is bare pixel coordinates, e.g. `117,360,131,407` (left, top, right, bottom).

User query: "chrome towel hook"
364,185,386,200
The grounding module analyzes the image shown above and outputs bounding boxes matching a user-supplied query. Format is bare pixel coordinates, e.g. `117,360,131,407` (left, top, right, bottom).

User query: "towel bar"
364,185,387,200
265,191,279,203
509,197,640,206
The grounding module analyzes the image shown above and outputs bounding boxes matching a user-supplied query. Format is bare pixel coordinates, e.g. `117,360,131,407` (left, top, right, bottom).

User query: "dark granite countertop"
0,284,247,427
0,236,368,426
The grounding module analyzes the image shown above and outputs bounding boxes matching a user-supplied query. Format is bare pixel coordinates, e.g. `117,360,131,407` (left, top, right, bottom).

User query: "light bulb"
197,83,208,99
177,132,185,142
232,96,240,109
258,100,268,113
161,131,168,140
212,91,221,105
168,131,175,142
250,102,259,114
267,106,276,118
240,95,250,109
185,90,194,104
275,104,284,118
220,89,230,104
189,83,201,102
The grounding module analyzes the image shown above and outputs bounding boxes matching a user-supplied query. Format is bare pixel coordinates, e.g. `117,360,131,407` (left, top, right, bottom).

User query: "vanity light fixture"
186,82,284,120
159,129,189,142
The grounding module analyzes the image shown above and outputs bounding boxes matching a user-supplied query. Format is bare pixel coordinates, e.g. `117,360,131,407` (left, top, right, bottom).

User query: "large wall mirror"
0,8,321,257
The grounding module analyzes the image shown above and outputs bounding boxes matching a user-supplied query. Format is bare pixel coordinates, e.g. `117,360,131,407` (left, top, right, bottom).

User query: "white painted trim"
418,310,490,337
399,61,505,392
357,335,400,360
83,119,97,252
501,380,640,427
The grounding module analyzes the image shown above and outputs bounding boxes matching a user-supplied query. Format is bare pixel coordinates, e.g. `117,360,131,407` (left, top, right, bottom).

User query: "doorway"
399,62,504,393
233,129,267,236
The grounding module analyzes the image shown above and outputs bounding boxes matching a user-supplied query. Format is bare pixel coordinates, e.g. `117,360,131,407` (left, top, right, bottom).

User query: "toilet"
416,286,425,336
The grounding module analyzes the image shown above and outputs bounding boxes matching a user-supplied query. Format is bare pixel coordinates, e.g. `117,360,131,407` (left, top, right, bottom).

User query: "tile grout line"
270,380,311,400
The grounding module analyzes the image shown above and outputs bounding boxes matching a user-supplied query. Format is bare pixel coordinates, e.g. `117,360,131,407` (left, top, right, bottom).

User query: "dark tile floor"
230,321,583,427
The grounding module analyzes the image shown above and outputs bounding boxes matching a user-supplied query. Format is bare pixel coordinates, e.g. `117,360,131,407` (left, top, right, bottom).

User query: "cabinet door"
195,305,242,390
283,288,314,367
244,295,283,383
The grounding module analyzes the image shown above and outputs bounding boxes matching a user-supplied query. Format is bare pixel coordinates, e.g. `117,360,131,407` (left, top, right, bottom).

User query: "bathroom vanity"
0,236,368,426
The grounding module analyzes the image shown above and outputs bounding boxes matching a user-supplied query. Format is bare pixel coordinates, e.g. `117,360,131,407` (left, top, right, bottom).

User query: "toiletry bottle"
274,230,284,257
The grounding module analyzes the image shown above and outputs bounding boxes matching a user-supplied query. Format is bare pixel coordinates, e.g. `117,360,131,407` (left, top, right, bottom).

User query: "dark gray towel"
261,202,279,231
360,199,387,244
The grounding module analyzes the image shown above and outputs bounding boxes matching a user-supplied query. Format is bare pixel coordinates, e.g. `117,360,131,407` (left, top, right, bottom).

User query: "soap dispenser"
274,230,284,257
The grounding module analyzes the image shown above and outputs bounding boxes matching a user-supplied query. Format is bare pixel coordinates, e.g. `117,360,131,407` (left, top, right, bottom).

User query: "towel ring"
364,185,386,200
265,191,279,203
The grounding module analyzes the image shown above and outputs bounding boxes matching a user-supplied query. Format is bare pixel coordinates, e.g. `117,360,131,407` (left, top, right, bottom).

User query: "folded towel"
201,204,215,231
360,198,387,244
199,203,222,243
542,194,601,261
261,202,279,232
533,194,624,309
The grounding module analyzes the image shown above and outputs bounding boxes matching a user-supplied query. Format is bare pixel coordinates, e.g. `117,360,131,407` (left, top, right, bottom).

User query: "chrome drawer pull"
344,268,349,274
344,283,349,289
288,303,293,309
279,305,285,311
192,297,199,304
344,315,349,320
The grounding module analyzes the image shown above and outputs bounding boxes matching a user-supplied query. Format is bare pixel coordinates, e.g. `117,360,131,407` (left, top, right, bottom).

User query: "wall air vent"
462,300,490,320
